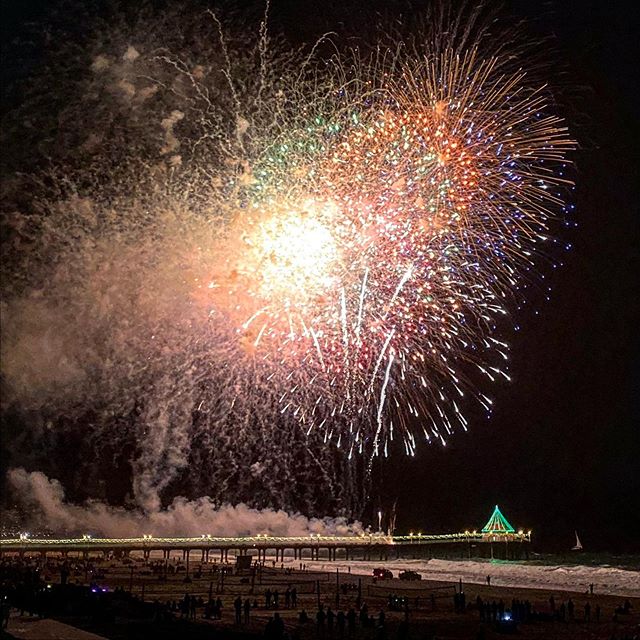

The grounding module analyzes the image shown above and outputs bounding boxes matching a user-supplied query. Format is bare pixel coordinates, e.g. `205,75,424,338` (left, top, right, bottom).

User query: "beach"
4,553,639,639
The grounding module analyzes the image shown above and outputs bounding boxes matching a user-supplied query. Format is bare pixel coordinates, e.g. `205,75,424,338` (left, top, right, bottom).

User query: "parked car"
399,570,422,581
373,568,393,579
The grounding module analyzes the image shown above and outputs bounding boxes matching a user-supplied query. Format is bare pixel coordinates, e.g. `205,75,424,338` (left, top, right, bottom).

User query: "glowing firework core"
249,200,340,309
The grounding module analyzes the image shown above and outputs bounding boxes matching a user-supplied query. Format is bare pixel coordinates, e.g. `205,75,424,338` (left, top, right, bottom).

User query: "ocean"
300,554,640,598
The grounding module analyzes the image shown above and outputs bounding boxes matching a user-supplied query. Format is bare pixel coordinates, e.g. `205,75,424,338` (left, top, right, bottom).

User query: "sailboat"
572,530,583,551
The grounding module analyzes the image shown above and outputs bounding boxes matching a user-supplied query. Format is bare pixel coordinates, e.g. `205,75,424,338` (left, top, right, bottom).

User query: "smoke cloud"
7,468,363,538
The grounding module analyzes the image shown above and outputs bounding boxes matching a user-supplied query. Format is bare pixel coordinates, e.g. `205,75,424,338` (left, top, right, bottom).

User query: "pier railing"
0,530,530,553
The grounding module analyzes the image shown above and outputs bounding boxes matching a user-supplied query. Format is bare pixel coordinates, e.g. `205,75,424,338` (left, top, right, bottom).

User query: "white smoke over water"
7,468,363,538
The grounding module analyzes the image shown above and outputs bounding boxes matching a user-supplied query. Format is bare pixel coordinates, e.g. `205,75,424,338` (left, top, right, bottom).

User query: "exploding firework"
0,4,573,514
195,44,574,460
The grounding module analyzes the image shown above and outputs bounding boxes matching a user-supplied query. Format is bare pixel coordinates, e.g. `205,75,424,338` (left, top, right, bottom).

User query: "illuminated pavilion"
481,505,525,541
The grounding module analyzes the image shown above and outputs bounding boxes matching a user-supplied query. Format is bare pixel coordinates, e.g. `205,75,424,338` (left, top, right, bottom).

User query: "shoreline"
299,556,640,598
3,556,640,640
6,563,640,640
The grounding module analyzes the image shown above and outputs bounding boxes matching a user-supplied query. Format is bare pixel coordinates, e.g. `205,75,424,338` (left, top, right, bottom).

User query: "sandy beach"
5,553,637,640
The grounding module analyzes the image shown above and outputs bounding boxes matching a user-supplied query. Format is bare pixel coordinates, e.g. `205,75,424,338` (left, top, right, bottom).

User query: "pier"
0,506,531,561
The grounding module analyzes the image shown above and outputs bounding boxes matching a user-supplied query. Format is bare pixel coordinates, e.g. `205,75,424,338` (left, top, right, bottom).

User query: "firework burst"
0,5,573,512
197,42,574,461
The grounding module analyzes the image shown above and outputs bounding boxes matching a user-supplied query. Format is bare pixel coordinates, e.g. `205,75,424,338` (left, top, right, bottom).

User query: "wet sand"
5,615,109,640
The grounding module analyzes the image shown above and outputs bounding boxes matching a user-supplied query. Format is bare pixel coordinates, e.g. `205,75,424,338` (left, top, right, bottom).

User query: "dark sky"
1,0,638,551
375,0,640,552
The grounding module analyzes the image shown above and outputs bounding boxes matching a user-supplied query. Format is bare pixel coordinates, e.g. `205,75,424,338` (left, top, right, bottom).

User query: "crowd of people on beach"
263,586,298,609
287,602,403,640
1,554,638,640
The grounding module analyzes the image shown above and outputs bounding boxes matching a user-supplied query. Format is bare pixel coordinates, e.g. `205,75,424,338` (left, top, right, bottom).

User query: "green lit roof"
481,505,515,534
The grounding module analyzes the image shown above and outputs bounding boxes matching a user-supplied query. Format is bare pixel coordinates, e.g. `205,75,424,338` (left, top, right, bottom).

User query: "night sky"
1,0,638,551
377,0,640,552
